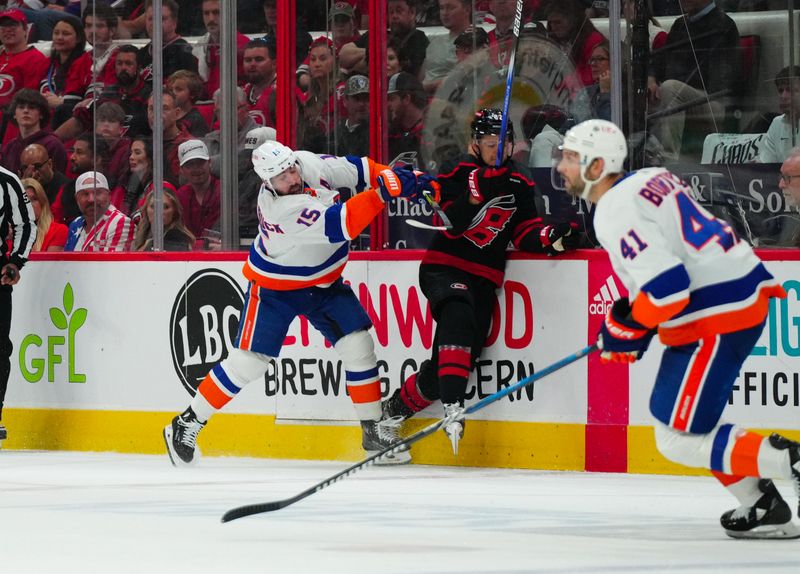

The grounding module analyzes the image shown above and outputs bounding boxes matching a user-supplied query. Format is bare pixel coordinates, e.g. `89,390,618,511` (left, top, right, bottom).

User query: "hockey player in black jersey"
382,108,579,454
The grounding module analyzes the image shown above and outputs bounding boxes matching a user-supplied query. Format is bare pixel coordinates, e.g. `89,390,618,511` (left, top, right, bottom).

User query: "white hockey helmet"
561,119,627,199
252,140,297,191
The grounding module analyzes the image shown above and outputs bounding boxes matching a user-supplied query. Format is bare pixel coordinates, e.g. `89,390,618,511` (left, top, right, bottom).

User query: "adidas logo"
589,275,621,315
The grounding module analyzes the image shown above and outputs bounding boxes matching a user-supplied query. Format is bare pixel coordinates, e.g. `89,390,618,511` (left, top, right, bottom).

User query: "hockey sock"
438,344,471,405
194,349,272,422
336,330,382,421
398,368,435,414
713,473,763,508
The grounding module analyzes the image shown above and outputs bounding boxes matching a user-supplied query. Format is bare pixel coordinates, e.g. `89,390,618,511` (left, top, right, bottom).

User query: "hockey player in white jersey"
164,141,433,467
556,119,800,539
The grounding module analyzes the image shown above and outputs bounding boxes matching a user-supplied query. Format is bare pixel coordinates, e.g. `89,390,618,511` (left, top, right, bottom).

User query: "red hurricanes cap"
0,9,27,25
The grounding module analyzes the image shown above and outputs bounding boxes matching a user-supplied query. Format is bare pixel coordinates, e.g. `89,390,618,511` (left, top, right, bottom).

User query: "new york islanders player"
556,119,800,539
381,108,578,454
164,141,431,466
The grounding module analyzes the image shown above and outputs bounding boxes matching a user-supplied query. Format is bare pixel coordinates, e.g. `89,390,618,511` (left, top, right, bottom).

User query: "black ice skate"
0,423,6,444
381,388,416,422
721,479,800,539
361,417,411,465
442,403,465,456
769,433,800,517
163,407,206,467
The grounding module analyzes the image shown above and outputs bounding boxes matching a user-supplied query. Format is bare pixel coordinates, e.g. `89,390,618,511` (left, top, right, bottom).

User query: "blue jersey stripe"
641,264,690,301
249,241,349,276
710,423,733,472
346,156,367,192
324,204,347,243
213,364,241,395
346,367,380,382
675,264,773,318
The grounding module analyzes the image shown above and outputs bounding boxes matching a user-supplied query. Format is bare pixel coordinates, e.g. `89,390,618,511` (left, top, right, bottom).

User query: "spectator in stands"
386,38,402,78
387,71,426,165
138,0,198,84
298,38,342,154
525,104,570,167
260,0,312,66
22,177,67,252
1,90,67,175
780,147,800,211
340,0,428,79
623,0,667,53
147,89,192,186
68,3,120,103
41,16,86,128
132,186,195,251
95,102,132,189
330,2,360,57
204,86,259,177
175,139,220,250
544,0,606,90
573,42,611,122
488,0,522,69
237,125,275,241
19,143,70,209
56,44,153,142
0,9,49,113
335,74,370,157
757,67,800,164
193,0,249,99
16,1,76,42
65,171,134,252
69,131,109,177
167,70,210,137
423,0,472,94
242,37,277,128
112,136,153,216
647,0,740,161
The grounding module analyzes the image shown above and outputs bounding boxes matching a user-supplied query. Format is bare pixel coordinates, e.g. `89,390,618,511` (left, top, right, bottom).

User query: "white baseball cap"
178,139,210,166
75,171,109,192
244,126,277,150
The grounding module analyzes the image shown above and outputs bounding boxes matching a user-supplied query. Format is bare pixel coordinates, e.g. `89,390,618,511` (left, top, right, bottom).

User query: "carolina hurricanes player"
381,108,579,454
164,141,433,466
556,119,800,539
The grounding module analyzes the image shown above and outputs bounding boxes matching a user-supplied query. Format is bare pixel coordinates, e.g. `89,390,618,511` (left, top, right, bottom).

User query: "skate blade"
368,449,412,466
444,423,463,456
163,424,200,467
725,521,800,540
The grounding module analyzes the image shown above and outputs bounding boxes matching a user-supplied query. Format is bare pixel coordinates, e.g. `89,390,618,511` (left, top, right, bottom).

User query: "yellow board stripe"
2,408,585,470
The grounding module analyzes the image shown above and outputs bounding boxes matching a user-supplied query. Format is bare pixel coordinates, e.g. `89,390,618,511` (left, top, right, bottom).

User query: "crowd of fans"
0,0,795,252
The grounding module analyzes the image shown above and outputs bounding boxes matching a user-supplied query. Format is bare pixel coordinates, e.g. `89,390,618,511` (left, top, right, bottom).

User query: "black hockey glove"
597,297,656,364
467,166,511,203
540,223,579,256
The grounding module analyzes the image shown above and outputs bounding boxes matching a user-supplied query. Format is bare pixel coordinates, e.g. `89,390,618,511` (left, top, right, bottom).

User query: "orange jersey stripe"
711,470,744,487
632,292,689,329
344,189,385,238
673,337,715,431
243,261,346,290
658,286,784,346
239,282,261,350
348,381,382,404
198,375,233,410
730,431,764,477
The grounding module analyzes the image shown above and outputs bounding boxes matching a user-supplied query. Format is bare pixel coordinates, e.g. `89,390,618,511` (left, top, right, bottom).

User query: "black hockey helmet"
471,108,514,143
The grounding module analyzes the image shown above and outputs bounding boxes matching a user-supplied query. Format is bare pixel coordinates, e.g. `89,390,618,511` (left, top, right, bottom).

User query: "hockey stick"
495,0,524,167
407,182,453,231
405,219,449,231
221,342,598,522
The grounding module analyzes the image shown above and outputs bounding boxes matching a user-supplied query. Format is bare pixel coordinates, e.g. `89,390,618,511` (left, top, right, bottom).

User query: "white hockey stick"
405,219,449,231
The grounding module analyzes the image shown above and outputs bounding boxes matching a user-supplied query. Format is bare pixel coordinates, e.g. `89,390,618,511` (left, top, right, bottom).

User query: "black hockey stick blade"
221,419,446,523
221,342,598,522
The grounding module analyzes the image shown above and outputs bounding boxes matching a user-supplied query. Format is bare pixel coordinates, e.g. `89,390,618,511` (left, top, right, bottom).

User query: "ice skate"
361,417,411,465
769,434,800,517
0,423,6,447
442,403,465,456
381,388,416,422
163,407,206,467
721,479,800,539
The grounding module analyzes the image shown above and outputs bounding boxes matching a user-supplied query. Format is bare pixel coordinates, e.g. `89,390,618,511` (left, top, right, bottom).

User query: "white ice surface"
1,451,799,574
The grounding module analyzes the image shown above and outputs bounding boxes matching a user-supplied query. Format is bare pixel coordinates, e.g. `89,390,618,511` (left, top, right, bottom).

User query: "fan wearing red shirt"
175,140,220,250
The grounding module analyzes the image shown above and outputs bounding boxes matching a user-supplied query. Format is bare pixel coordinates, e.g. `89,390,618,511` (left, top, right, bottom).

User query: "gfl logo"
589,275,621,315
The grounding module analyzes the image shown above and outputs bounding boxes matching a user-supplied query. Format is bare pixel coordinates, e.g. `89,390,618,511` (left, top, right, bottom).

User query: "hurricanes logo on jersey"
169,269,245,396
0,74,16,97
463,195,516,248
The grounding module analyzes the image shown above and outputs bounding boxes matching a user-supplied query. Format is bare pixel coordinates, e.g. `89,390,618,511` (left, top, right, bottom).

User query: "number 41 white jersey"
594,167,786,346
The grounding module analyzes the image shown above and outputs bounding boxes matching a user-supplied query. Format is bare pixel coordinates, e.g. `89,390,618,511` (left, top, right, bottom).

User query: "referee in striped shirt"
0,165,36,442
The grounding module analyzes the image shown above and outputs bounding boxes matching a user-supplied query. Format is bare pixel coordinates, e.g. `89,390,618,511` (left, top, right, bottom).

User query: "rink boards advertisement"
4,251,799,475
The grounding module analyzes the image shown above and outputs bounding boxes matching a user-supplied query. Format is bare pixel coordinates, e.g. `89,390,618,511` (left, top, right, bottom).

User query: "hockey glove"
540,223,579,256
467,166,510,204
377,166,422,202
598,297,656,364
